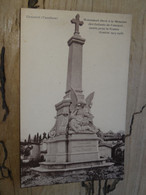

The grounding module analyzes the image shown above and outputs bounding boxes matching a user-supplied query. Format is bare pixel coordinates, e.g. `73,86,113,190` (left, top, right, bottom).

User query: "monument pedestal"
45,135,67,163
44,133,100,164
67,133,99,162
31,133,108,175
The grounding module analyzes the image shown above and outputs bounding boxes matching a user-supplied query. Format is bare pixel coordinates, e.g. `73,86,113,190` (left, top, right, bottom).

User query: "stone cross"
71,14,84,35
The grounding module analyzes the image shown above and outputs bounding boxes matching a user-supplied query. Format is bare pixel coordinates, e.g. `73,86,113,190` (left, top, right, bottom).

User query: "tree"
36,133,39,143
39,135,42,142
34,135,37,143
43,132,47,139
28,134,31,143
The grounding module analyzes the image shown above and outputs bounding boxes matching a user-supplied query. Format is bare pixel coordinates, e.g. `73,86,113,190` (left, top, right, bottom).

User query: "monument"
32,14,107,174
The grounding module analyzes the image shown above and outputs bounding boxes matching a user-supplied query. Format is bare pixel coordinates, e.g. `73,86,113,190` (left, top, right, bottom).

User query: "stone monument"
33,14,108,174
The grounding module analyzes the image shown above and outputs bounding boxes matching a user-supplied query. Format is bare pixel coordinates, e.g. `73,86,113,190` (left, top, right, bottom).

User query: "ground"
21,165,124,188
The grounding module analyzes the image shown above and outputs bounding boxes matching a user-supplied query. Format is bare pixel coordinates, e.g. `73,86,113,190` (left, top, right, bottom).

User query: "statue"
68,88,97,134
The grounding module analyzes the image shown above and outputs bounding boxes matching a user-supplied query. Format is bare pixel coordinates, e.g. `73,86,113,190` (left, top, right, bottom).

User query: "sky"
20,9,131,140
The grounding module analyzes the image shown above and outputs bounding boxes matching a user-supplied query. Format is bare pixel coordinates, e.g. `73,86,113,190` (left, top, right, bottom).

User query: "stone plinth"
45,133,100,164
45,135,67,163
67,133,99,162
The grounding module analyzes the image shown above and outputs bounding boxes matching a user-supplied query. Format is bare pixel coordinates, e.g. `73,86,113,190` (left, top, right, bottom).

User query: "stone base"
31,133,113,178
67,134,100,162
40,159,106,169
45,133,100,163
45,135,68,163
31,161,113,177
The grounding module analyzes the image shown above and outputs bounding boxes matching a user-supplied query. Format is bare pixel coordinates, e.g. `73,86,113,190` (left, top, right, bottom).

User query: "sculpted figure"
69,88,96,134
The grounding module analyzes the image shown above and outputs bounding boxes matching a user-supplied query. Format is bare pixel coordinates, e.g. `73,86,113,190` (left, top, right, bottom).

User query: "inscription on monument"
72,141,97,152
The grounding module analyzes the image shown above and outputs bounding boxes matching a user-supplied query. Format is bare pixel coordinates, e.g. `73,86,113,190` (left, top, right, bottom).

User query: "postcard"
20,8,131,187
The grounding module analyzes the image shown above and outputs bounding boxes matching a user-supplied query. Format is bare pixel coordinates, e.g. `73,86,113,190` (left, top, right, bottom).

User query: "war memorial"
31,14,112,176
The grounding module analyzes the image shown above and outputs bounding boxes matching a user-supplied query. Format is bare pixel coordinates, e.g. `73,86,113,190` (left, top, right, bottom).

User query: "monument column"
65,14,85,100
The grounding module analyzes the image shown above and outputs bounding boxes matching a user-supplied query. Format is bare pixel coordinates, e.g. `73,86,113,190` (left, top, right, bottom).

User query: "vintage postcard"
20,8,131,187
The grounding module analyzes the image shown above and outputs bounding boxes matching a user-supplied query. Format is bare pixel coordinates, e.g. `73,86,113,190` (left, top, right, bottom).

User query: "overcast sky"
21,9,131,140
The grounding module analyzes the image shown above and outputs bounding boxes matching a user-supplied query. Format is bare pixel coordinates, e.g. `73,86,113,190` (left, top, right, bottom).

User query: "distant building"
40,138,47,161
21,132,48,162
29,143,40,161
99,142,112,159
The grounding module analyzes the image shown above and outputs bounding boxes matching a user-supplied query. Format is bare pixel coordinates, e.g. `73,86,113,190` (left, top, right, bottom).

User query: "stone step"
39,159,106,169
31,162,114,177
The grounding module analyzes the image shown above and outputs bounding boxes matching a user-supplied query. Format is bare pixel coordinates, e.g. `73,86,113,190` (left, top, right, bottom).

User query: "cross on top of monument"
71,14,84,35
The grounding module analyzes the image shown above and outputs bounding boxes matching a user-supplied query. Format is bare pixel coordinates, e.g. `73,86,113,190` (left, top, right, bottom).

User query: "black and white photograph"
20,8,131,187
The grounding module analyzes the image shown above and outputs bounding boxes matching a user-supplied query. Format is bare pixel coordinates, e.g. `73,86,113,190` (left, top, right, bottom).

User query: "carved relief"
68,88,97,134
